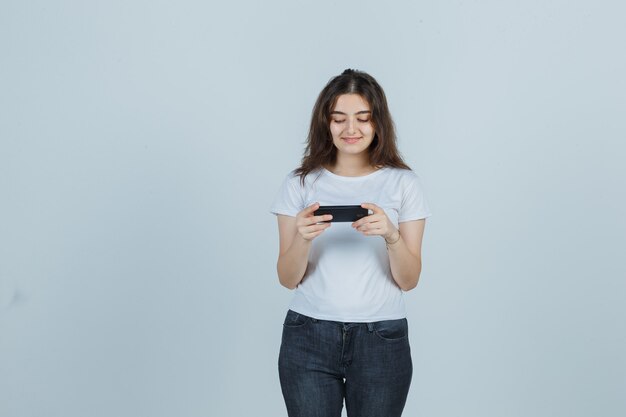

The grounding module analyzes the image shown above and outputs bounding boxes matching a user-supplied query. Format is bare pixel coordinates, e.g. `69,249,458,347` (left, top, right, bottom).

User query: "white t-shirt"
270,167,432,322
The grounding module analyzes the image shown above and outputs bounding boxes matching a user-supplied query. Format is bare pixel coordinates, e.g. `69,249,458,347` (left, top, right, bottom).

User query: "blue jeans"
278,310,413,417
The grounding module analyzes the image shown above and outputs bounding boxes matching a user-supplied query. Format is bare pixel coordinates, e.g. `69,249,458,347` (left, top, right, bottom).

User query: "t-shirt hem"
399,212,432,222
270,207,298,217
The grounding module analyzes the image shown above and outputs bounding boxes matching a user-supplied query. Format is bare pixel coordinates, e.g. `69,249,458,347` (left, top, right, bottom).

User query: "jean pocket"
373,318,409,341
282,310,310,328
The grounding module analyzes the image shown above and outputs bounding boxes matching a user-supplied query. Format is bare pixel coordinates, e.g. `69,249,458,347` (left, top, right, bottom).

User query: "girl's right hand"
296,203,333,241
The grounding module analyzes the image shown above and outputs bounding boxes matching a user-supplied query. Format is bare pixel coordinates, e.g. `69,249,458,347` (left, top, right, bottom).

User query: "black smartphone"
314,205,369,222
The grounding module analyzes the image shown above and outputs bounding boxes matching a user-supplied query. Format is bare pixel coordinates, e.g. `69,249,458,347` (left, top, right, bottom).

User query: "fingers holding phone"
352,203,397,240
296,203,333,241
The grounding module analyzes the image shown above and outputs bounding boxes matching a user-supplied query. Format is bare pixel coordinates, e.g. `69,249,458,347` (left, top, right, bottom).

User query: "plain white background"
1,1,625,416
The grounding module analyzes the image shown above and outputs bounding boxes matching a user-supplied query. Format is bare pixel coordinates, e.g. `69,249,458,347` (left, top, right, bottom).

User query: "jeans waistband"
288,309,406,332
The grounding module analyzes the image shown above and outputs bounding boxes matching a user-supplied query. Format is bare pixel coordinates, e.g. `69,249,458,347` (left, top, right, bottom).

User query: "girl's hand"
296,203,333,241
352,203,399,242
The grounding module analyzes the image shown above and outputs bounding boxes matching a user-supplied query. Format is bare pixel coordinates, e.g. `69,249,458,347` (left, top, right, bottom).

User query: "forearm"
387,237,422,291
277,234,312,289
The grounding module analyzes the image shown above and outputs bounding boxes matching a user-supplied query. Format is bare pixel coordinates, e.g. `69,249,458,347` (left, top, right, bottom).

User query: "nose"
346,117,357,134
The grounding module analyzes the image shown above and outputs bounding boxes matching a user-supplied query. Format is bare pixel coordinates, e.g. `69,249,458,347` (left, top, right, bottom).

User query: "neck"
328,153,376,177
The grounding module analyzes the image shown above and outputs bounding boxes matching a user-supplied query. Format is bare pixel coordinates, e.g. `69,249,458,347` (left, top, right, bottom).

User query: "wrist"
384,229,401,245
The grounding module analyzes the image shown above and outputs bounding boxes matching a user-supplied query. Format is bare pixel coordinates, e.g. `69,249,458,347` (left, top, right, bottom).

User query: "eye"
333,119,346,123
357,119,370,123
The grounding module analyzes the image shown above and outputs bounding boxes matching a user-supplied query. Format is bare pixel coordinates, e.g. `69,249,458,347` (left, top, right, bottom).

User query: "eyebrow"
330,110,371,115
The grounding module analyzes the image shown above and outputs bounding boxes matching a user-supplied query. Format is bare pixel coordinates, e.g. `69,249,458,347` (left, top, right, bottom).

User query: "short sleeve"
398,172,432,222
270,172,305,217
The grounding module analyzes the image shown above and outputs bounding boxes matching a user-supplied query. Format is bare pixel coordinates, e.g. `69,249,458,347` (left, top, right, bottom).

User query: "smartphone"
314,205,369,222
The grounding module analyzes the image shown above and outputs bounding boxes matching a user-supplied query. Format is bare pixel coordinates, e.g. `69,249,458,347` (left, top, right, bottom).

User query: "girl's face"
329,94,375,158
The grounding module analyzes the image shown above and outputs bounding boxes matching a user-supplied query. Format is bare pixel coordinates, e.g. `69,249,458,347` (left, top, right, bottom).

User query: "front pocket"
282,310,310,328
373,318,408,341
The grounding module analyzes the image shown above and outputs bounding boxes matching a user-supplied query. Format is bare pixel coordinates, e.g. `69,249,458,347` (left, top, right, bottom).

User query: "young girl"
270,69,431,417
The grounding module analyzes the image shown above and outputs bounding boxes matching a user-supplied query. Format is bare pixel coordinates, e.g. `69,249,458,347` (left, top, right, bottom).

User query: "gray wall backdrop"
1,1,625,416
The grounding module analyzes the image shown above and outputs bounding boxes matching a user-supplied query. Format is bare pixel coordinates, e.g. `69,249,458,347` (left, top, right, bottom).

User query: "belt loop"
366,322,374,332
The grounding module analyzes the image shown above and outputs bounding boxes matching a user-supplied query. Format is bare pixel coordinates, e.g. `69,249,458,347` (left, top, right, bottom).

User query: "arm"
276,203,332,289
353,203,426,291
386,220,426,291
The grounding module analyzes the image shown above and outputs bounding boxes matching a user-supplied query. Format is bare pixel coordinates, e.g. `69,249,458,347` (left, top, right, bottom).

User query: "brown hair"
294,69,410,184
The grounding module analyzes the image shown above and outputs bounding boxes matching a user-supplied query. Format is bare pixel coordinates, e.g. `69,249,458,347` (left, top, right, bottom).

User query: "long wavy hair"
294,69,410,184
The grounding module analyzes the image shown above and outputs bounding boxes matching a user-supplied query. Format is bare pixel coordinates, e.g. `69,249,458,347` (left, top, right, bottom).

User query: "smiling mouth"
342,137,361,144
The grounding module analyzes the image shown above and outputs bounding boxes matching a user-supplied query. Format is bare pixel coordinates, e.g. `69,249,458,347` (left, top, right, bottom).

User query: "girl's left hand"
352,203,397,241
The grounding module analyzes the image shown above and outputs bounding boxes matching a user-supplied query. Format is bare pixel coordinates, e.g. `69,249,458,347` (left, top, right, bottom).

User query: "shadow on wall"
0,284,27,312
